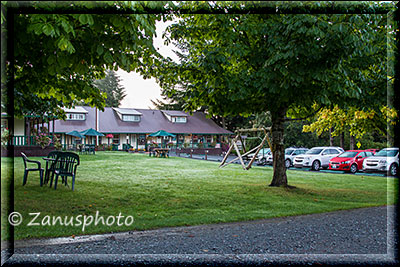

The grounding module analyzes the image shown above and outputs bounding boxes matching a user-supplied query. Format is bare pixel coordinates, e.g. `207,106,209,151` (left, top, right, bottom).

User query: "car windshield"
285,149,294,155
374,149,399,157
306,148,323,155
338,151,358,158
257,149,270,155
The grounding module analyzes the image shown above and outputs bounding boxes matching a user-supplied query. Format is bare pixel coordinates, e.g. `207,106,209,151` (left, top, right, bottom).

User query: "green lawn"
1,151,397,240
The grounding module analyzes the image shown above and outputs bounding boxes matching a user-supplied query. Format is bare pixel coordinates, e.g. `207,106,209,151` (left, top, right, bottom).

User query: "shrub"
1,128,10,148
198,142,204,149
53,135,62,150
210,141,217,148
35,133,52,149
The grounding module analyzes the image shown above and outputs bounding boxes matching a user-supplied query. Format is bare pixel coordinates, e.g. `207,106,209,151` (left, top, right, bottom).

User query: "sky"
117,21,179,109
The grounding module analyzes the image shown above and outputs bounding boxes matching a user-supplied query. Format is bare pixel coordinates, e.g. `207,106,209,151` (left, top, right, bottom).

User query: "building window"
172,117,187,123
122,115,140,122
112,134,120,144
66,113,85,121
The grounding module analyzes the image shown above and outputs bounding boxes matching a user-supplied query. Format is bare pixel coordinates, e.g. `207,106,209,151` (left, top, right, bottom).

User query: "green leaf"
96,45,104,55
86,14,94,25
79,14,88,25
42,24,54,36
47,55,55,65
104,51,113,64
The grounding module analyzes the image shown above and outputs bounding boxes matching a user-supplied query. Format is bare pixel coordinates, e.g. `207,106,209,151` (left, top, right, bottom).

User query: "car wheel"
312,160,320,171
350,164,358,174
258,157,266,166
285,159,291,168
389,163,398,177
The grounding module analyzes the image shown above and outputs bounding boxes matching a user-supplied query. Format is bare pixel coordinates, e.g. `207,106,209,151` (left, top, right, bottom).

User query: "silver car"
266,147,309,167
244,148,271,165
293,146,344,171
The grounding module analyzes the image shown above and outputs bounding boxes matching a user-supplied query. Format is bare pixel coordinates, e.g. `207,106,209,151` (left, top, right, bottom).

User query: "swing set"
220,127,272,170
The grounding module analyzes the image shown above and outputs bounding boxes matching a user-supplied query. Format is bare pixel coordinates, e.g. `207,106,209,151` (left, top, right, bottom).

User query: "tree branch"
284,106,323,122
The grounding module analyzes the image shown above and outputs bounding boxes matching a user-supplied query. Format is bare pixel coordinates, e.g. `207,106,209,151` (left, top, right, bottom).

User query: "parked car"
365,148,379,154
265,147,309,168
329,150,375,174
293,146,344,171
251,148,271,165
243,148,271,164
362,147,399,177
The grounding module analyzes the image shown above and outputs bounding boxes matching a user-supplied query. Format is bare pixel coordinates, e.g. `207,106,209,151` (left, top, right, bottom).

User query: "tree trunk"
349,134,355,150
221,116,226,129
340,132,345,149
329,127,334,146
269,107,288,187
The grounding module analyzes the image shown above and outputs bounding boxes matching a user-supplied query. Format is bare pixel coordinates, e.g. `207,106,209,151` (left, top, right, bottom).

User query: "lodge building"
3,106,232,151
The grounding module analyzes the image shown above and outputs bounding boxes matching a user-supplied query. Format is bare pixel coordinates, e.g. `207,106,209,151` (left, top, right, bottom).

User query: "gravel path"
3,205,398,265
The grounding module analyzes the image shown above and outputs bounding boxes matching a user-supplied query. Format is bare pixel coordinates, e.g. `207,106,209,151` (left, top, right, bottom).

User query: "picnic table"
153,148,170,158
78,144,95,155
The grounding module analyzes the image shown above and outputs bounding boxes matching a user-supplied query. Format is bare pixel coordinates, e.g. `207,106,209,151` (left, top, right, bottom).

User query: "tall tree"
2,1,174,118
93,70,126,107
156,1,393,187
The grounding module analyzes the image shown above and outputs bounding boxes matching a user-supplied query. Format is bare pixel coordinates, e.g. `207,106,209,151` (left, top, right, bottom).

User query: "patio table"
153,148,170,158
42,157,75,186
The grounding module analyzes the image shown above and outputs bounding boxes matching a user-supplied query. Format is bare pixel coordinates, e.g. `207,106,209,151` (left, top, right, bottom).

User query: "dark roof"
52,106,232,135
161,110,188,117
63,107,88,114
52,106,96,132
113,107,142,116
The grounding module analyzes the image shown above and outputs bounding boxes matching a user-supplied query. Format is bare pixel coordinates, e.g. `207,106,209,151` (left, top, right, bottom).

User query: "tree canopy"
1,1,174,118
302,105,398,148
156,1,395,187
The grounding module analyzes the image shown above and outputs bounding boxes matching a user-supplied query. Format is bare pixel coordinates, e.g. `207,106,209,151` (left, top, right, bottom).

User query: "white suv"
362,147,399,177
293,146,344,171
265,147,309,168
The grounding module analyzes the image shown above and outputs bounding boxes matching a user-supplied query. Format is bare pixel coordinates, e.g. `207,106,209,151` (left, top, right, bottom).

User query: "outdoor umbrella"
65,130,85,147
66,130,85,139
80,128,104,145
80,128,105,137
148,130,176,137
106,134,114,145
148,130,175,148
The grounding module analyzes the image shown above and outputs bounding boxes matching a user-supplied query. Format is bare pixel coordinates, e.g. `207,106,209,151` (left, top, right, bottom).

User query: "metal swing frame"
219,127,272,170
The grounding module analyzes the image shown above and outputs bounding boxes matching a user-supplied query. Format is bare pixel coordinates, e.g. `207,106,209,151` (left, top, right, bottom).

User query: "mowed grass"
1,151,397,240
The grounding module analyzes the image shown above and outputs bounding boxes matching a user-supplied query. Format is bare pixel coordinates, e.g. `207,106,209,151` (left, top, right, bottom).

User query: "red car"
329,150,375,174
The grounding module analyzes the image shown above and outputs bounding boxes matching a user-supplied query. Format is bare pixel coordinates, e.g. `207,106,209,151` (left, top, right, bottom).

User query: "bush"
210,141,217,148
1,128,10,148
35,133,51,149
53,135,62,150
